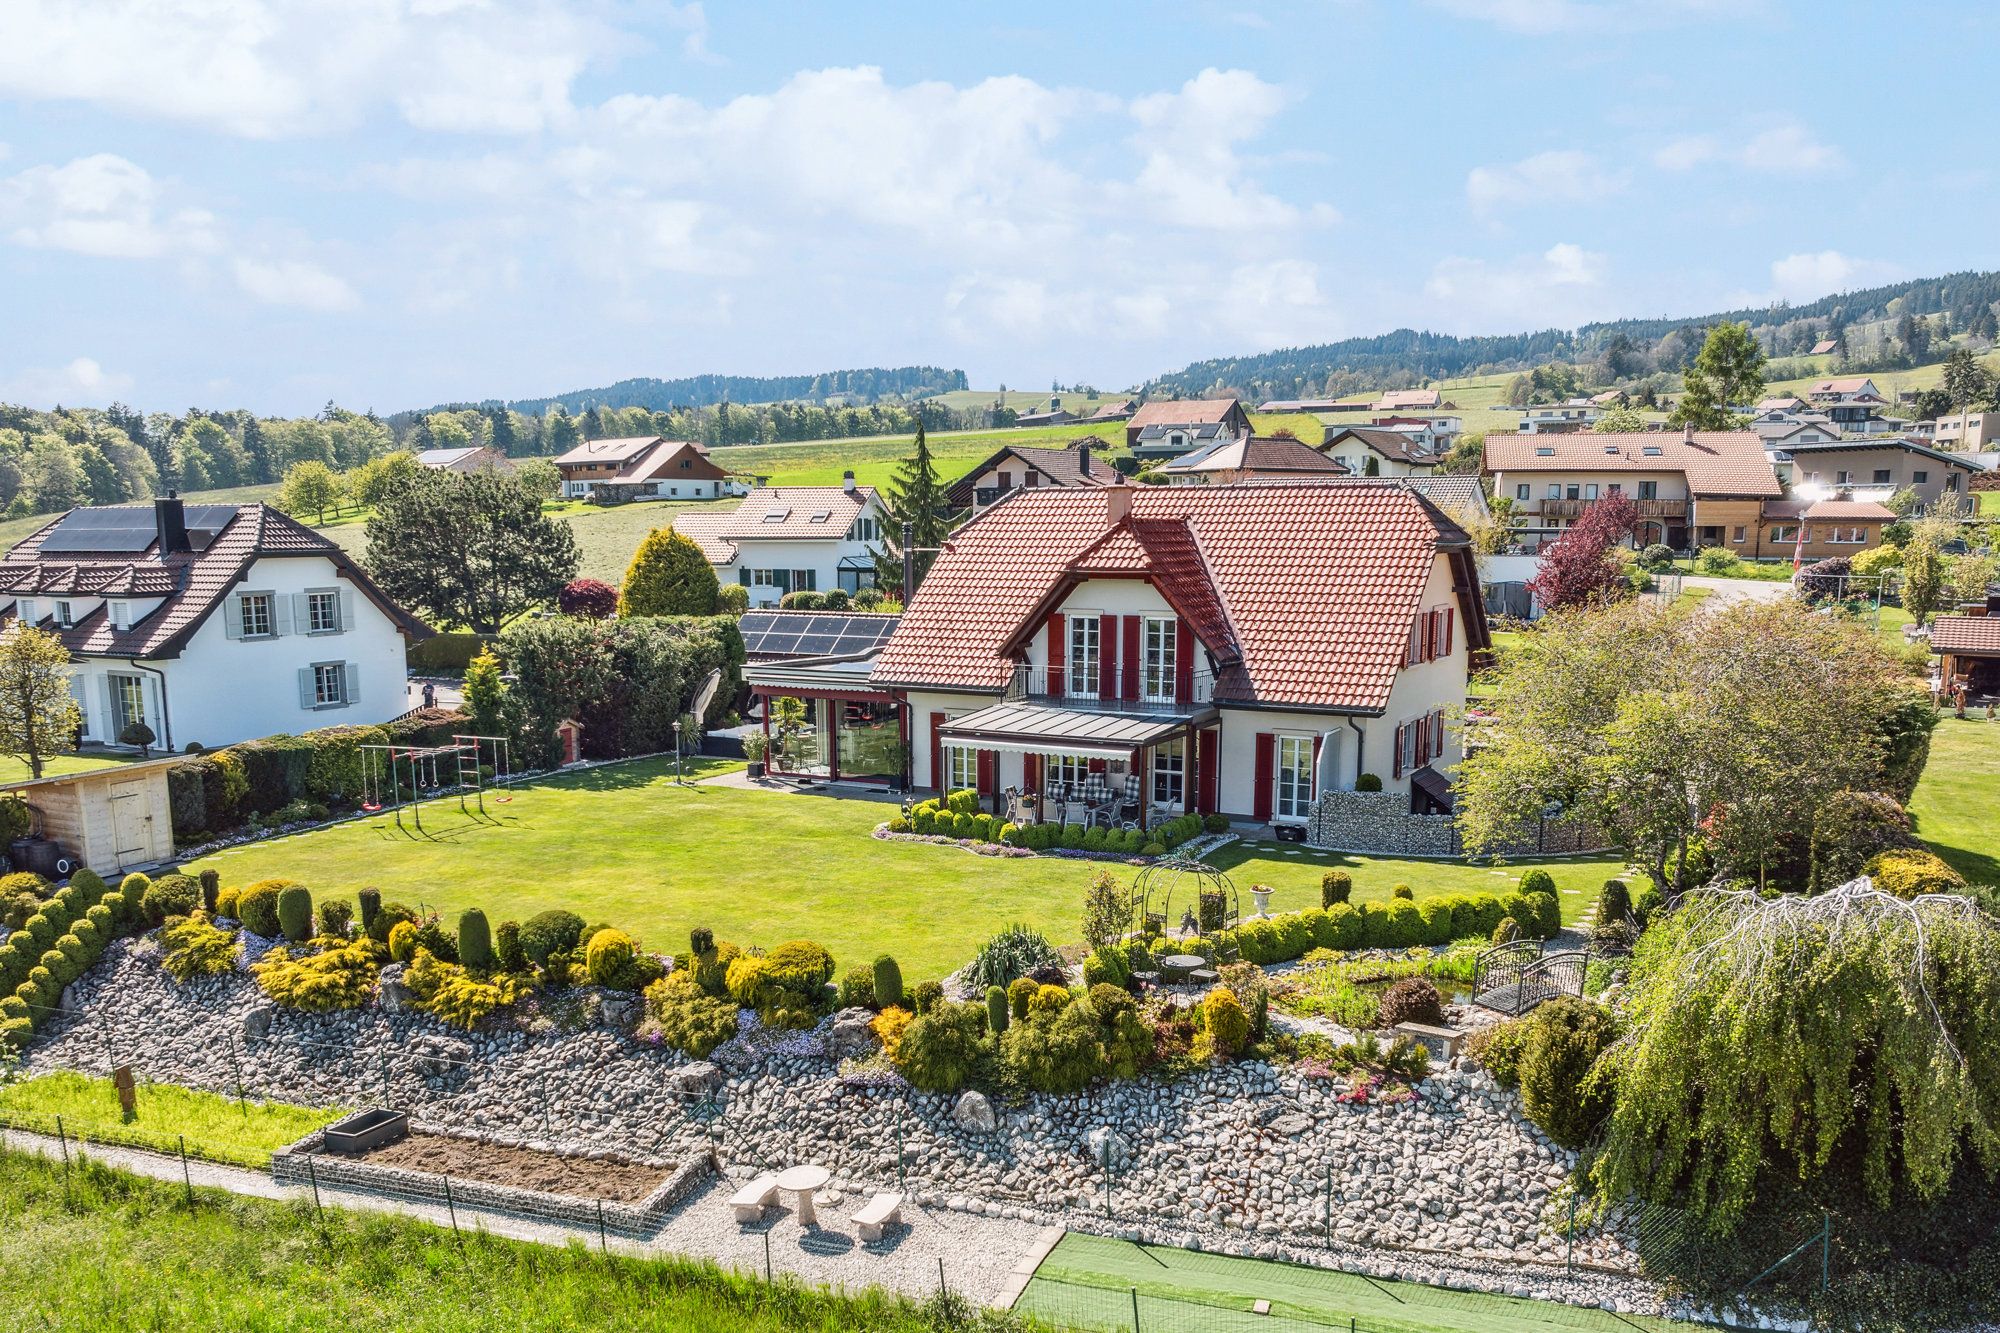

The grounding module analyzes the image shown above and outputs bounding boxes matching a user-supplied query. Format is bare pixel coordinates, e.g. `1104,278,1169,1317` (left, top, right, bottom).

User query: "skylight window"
1642,446,1663,456
808,509,832,524
1534,446,1555,456
761,508,791,523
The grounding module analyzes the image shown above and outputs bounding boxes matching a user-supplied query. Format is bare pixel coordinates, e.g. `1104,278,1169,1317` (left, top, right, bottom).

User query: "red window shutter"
1442,608,1454,658
1414,716,1428,768
1175,620,1195,703
1253,732,1275,822
1023,752,1041,796
1122,615,1141,700
1421,610,1433,663
977,749,996,797
929,712,946,792
1087,756,1107,775
1100,615,1119,699
1432,708,1446,760
1046,614,1065,696
1393,724,1406,779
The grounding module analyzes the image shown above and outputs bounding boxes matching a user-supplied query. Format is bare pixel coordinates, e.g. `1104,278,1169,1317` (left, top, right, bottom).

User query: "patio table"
1159,954,1205,984
775,1163,832,1228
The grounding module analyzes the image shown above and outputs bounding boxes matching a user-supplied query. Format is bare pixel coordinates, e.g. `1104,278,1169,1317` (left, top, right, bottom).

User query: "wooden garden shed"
1,758,177,878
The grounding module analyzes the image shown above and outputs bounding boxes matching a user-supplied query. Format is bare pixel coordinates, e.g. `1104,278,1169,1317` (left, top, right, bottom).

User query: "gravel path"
0,1125,1046,1306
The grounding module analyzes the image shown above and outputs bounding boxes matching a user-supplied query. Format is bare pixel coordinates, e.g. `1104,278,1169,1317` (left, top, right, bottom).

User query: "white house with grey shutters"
0,498,430,752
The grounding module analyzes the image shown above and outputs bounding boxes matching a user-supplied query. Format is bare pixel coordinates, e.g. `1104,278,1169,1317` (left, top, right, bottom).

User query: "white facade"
726,505,888,607
63,553,411,752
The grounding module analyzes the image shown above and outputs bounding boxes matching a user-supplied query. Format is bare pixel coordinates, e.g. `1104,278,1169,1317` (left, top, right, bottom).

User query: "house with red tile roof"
1932,613,2000,700
553,436,748,502
943,441,1127,514
867,482,1489,827
1483,429,1782,553
1123,397,1252,448
1155,435,1347,485
674,477,888,606
0,498,429,752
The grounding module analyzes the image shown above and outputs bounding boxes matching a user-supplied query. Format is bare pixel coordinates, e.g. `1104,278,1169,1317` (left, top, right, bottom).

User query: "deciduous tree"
364,468,579,633
1669,322,1765,430
0,625,83,779
619,528,718,617
279,460,342,523
1526,492,1636,611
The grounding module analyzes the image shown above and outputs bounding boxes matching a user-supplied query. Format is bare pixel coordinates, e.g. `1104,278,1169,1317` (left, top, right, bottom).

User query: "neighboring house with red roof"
0,498,429,752
1932,613,2000,699
1321,426,1447,477
1123,397,1252,448
1373,389,1444,412
1483,429,1783,553
1809,377,1885,404
553,436,747,502
943,442,1126,514
1155,435,1347,485
869,483,1489,826
673,477,888,606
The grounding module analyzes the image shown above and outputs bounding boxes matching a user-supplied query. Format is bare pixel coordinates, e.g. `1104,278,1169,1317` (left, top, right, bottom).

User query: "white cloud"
1653,122,1844,175
4,356,134,407
0,154,217,258
1767,251,1900,303
1124,68,1308,230
233,256,360,311
1424,242,1610,329
1465,149,1624,216
0,0,620,137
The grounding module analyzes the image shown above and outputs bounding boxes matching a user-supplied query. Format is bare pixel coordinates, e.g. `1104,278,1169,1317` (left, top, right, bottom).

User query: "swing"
492,739,514,803
359,748,385,813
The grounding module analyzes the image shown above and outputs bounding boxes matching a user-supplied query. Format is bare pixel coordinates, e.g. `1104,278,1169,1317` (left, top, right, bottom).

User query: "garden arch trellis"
1132,853,1239,939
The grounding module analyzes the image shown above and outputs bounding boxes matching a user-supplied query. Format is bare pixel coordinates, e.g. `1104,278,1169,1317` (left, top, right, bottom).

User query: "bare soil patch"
356,1131,672,1204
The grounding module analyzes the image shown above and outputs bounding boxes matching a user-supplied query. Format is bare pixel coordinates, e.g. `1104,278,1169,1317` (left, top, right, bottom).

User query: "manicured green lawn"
0,1071,343,1169
186,757,1627,978
1909,716,2000,885
1210,839,1624,925
1019,1231,1678,1333
0,1150,1021,1333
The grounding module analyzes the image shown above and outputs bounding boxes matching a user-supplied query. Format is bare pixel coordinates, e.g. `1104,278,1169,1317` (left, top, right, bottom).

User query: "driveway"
1674,573,1794,606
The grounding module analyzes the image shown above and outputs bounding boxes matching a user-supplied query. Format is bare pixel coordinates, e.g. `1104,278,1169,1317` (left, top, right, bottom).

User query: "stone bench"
1392,1021,1465,1061
853,1191,903,1242
729,1172,780,1224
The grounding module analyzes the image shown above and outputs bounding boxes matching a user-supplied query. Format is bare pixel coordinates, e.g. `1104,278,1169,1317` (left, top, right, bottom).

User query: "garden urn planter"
1251,885,1274,918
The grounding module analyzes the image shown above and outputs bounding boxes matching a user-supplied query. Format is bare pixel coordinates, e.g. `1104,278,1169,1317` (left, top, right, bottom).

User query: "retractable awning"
937,701,1195,759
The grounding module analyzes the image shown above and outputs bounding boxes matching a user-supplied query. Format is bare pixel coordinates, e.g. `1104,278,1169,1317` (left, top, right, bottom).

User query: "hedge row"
893,789,1220,859
166,710,471,841
0,868,124,1047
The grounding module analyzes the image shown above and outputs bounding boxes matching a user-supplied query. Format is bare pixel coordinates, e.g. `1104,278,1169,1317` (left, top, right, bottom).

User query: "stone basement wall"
1306,791,1610,858
271,1122,714,1238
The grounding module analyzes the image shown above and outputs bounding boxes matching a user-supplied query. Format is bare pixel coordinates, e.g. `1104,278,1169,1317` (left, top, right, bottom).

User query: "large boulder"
952,1090,997,1135
241,1006,276,1043
827,1007,878,1060
1083,1126,1131,1170
412,1034,472,1080
666,1061,722,1097
376,964,412,1013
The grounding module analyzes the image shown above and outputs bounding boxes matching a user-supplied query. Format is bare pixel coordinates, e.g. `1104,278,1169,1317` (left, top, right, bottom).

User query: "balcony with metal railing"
1007,663,1215,714
1533,496,1688,520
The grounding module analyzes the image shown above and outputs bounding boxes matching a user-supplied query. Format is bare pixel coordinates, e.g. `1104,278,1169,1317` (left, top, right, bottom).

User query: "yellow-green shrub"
387,920,419,963
1197,986,1249,1059
251,940,385,1011
162,915,240,982
1865,848,1967,898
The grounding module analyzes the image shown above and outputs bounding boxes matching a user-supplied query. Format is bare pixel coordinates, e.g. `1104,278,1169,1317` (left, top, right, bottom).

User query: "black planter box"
321,1107,408,1155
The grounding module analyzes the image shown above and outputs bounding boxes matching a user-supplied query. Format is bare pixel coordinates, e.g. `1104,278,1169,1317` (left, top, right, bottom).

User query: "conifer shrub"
276,885,314,942
1321,870,1352,907
891,1000,986,1092
236,880,296,938
985,984,1009,1036
871,954,904,1010
457,909,493,969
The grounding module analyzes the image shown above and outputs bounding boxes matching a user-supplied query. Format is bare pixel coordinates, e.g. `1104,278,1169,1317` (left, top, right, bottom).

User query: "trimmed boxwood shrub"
236,880,294,938
1315,902,1364,949
21,913,55,952
872,955,903,1009
495,920,525,972
457,909,493,969
1379,900,1425,948
67,869,107,909
519,909,584,965
585,928,636,987
1321,871,1352,907
117,873,148,925
276,885,314,942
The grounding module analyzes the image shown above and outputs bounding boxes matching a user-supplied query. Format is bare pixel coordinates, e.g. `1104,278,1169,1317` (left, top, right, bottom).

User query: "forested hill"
1150,270,2000,399
413,366,967,420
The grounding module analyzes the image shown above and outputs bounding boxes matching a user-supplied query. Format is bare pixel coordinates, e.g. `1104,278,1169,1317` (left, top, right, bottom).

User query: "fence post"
379,1049,390,1107
306,1154,325,1226
1820,1213,1831,1291
1566,1191,1577,1272
596,1199,608,1253
937,1256,947,1298
55,1114,69,1169
1131,1285,1141,1332
228,1038,249,1117
444,1174,459,1240
1104,1158,1112,1218
763,1228,772,1282
179,1134,193,1205
1324,1163,1332,1246
894,1109,904,1188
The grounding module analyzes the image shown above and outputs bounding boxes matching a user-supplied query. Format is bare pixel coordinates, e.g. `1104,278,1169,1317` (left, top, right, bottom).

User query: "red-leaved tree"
1527,493,1638,611
558,577,619,619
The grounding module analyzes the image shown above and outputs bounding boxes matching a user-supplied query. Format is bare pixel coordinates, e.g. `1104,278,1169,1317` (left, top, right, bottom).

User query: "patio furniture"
775,1163,832,1228
729,1172,781,1224
1131,969,1160,991
853,1191,904,1242
1189,967,1220,987
1160,953,1205,985
1116,773,1143,824
1001,785,1022,823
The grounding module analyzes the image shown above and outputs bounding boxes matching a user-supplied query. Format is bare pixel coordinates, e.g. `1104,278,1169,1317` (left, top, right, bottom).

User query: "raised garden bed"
322,1107,408,1155
359,1131,671,1204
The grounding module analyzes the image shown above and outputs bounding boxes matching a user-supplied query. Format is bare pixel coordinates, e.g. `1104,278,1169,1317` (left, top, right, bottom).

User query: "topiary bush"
197,868,220,914
1492,915,1521,944
763,940,835,1000
1392,883,1413,900
387,920,419,964
1321,870,1352,908
67,869,107,910
1376,900,1425,948
585,928,637,987
891,1000,987,1092
519,909,584,965
1354,773,1382,793
117,873,149,925
986,984,1009,1036
236,880,295,938
495,920,526,971
1516,997,1620,1148
141,874,203,926
1378,976,1444,1028
1197,986,1250,1058
457,909,493,970
162,915,241,981
837,969,875,1009
317,898,353,939
1597,879,1632,924
276,885,314,942
358,887,381,935
872,954,903,1010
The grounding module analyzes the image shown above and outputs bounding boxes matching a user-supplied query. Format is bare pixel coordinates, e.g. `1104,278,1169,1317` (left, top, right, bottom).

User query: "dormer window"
16,599,36,625
109,601,131,631
54,601,73,628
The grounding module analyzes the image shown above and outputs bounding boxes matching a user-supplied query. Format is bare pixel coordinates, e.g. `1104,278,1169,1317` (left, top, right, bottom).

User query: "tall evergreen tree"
876,423,947,594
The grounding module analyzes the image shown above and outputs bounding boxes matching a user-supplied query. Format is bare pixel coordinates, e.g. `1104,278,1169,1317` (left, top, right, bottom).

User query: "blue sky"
1,0,1994,416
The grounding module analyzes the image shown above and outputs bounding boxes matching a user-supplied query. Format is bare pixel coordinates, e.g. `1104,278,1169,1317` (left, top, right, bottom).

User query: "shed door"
109,781,149,864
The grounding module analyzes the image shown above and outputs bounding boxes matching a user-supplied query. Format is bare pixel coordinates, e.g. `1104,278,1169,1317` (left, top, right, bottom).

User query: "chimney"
1105,483,1132,529
1076,441,1092,476
1682,423,1694,443
841,470,856,493
154,492,188,555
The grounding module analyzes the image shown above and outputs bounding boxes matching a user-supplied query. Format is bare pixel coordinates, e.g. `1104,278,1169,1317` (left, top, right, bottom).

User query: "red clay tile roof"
672,486,880,563
1802,498,1896,521
1930,615,2000,655
1482,431,1781,498
1058,517,1239,660
1126,398,1246,432
1325,426,1441,466
943,443,1125,506
0,504,427,659
1373,389,1440,410
872,483,1476,713
1158,436,1346,476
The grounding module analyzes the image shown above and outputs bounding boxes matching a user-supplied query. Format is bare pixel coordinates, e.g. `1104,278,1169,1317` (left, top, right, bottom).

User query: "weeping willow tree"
1591,882,2000,1232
